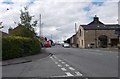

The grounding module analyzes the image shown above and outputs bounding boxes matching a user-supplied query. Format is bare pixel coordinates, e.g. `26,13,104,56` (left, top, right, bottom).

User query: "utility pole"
39,14,42,37
75,23,77,33
51,34,52,40
118,1,120,43
75,23,78,47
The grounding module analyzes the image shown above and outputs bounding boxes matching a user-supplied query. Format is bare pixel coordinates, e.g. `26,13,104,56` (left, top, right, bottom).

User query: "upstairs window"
80,29,81,36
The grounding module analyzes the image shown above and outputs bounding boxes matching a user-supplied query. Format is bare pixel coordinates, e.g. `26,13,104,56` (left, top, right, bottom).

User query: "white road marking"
75,71,83,76
57,64,62,67
50,57,53,59
65,72,74,76
50,56,83,77
65,64,70,67
69,67,75,71
50,57,56,62
59,60,62,62
61,62,65,64
55,62,58,64
53,55,57,59
61,68,67,71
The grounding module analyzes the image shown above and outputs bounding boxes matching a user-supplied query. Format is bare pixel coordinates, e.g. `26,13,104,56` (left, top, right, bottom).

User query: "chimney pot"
94,15,99,22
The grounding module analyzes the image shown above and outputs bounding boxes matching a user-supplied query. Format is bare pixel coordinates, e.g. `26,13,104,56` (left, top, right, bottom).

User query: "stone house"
68,16,120,48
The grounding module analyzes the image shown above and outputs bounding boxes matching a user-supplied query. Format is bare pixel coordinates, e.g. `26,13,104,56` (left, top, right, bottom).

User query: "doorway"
98,35,108,48
111,38,119,47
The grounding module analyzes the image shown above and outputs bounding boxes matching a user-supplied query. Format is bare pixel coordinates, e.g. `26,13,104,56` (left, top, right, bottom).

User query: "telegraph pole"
39,14,42,37
75,23,78,47
51,34,52,40
75,23,77,33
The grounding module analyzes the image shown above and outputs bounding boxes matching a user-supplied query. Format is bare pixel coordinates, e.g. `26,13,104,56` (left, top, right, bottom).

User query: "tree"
19,7,37,37
0,22,3,29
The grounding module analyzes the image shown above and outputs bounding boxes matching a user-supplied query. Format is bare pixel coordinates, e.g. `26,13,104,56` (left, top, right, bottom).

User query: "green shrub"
118,46,120,49
2,36,41,60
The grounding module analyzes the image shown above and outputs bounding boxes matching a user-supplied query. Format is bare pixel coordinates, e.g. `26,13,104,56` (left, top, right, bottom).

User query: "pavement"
2,48,50,66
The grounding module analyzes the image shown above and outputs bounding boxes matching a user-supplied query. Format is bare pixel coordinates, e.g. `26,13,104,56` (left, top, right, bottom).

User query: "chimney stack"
94,15,99,22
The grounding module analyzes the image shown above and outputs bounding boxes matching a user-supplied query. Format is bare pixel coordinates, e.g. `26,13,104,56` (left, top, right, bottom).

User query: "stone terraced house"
67,16,120,48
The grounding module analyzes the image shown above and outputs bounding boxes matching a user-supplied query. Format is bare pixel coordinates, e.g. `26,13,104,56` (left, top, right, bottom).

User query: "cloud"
0,0,119,41
88,2,118,24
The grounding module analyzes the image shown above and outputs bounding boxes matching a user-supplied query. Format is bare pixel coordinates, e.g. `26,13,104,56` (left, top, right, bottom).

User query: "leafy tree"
0,22,3,29
19,7,37,37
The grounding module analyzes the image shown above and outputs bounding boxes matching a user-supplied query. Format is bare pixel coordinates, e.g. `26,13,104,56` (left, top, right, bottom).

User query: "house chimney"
94,15,99,23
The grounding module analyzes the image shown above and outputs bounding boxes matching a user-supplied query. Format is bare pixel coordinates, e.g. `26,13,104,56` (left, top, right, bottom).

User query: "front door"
98,35,108,48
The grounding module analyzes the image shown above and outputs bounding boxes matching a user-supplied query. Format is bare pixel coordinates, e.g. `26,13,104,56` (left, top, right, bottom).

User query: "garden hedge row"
2,36,41,60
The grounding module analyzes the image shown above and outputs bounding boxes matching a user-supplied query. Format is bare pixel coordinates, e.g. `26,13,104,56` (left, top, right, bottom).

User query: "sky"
0,0,119,42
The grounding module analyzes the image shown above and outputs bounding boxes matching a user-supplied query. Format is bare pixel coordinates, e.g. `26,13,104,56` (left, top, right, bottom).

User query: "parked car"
63,43,70,48
88,43,94,48
44,41,51,47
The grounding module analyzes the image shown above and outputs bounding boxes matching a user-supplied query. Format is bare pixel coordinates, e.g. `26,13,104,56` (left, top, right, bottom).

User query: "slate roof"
81,16,120,30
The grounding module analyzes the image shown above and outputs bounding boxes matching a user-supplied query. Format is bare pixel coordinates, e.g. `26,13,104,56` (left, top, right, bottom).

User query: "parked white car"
63,43,70,48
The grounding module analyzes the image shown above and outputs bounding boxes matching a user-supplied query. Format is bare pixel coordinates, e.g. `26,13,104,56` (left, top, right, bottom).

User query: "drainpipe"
95,29,97,48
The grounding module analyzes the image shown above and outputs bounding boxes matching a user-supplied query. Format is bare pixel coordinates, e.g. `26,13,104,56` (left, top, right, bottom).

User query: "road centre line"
59,60,62,62
50,57,52,59
50,56,83,77
61,68,67,71
75,71,83,76
53,55,57,59
69,67,75,71
65,64,70,67
65,72,74,76
57,64,62,67
55,62,58,64
61,62,65,64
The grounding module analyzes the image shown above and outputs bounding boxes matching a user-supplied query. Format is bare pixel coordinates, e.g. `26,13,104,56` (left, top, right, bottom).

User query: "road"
2,45,118,78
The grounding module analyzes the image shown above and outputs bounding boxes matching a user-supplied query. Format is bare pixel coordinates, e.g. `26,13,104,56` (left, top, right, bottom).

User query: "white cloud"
88,2,118,24
0,0,4,3
0,0,118,41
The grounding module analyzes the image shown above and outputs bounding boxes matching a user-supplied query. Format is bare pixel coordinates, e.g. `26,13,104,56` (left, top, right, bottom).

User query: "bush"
2,36,41,60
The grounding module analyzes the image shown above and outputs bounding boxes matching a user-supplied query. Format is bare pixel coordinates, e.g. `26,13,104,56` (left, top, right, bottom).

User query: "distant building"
9,25,25,36
68,16,120,48
9,24,36,38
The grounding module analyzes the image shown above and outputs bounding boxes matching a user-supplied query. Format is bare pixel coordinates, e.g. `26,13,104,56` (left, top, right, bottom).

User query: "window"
80,29,81,36
82,40,83,46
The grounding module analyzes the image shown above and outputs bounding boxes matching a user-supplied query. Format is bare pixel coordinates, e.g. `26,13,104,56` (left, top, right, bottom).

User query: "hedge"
2,36,41,60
